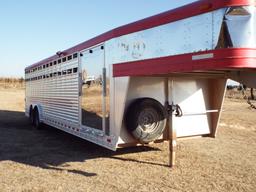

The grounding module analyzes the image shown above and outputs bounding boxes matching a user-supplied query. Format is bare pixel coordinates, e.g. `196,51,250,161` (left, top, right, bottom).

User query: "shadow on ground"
0,110,161,177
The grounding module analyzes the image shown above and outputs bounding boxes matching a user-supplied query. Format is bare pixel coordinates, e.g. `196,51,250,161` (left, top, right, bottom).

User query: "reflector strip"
192,53,214,60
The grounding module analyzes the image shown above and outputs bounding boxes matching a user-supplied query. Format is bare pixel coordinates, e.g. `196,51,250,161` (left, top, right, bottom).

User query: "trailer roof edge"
26,0,255,70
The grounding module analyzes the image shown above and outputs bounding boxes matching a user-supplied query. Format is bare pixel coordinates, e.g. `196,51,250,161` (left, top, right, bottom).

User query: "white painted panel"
170,78,211,137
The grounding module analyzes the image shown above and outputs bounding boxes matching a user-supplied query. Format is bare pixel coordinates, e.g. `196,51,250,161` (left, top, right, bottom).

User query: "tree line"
227,84,255,100
0,77,25,88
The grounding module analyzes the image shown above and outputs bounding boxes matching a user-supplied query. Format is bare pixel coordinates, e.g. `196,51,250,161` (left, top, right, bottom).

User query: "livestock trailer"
25,0,256,166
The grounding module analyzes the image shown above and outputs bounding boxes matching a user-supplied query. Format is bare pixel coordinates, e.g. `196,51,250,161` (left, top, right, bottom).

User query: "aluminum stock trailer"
25,0,256,166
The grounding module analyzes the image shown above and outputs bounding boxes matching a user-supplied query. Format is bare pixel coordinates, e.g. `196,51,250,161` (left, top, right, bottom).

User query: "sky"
0,0,197,77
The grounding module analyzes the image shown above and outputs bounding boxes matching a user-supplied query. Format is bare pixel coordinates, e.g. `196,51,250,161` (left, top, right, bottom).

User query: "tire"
125,98,167,143
33,108,42,129
29,106,33,125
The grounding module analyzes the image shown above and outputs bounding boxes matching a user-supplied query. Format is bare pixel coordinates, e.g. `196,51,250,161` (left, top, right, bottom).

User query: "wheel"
33,108,42,129
125,98,167,143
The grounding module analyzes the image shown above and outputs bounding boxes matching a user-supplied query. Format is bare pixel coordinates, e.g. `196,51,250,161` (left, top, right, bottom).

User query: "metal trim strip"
113,48,256,77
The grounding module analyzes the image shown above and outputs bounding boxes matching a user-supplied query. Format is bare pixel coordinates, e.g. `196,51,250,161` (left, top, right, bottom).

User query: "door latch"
165,102,183,117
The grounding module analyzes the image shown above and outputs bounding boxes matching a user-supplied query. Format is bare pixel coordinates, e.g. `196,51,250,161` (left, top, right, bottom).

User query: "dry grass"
0,88,255,192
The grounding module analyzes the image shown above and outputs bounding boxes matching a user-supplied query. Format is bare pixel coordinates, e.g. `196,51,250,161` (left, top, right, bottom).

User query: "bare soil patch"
0,89,255,192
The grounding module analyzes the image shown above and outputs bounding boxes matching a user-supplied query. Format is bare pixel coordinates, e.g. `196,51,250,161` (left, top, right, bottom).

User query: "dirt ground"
0,88,255,192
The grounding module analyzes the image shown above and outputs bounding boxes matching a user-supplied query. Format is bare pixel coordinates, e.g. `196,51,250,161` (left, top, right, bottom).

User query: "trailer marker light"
192,53,214,61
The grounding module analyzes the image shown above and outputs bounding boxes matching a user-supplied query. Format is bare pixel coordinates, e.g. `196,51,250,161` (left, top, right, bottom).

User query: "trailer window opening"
73,67,78,73
73,53,78,58
67,69,72,74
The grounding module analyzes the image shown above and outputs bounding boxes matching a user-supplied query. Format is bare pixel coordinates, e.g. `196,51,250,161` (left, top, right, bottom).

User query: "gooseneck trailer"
25,0,256,166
